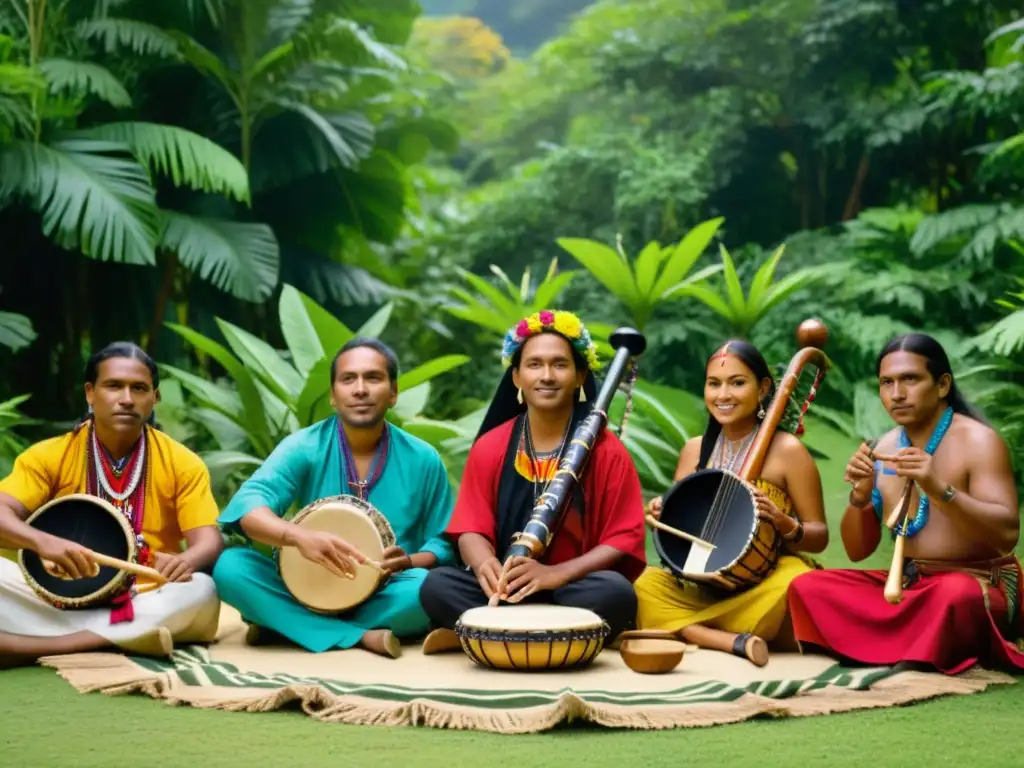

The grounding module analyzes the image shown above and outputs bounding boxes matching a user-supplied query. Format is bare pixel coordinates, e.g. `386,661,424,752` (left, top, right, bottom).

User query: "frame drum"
455,605,609,671
18,493,137,609
653,469,781,593
278,494,396,614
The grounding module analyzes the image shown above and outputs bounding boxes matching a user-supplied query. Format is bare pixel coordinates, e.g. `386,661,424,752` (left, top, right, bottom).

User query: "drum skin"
278,495,396,614
18,493,136,609
455,605,609,671
653,469,780,593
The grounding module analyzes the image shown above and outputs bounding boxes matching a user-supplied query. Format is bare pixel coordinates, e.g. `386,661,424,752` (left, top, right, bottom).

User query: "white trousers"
0,557,220,648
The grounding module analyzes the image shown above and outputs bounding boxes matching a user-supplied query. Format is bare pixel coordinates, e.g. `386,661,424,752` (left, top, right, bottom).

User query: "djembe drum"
18,493,139,610
455,605,609,671
277,494,395,614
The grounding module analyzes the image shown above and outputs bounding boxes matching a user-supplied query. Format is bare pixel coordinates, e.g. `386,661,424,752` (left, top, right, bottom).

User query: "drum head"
655,469,756,574
20,494,132,599
279,499,387,613
459,604,604,632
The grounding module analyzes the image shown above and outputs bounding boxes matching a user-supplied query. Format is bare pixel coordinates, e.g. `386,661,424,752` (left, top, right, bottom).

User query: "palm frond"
75,18,182,59
38,58,131,108
0,138,157,264
80,121,250,203
326,19,408,72
275,102,374,169
159,210,279,302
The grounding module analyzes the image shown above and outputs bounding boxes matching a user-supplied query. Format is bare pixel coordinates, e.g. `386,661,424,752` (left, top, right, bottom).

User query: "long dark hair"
475,331,597,441
78,342,160,428
876,333,988,425
697,340,775,469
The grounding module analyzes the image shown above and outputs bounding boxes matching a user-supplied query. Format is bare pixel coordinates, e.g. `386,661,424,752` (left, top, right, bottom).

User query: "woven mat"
39,604,1015,733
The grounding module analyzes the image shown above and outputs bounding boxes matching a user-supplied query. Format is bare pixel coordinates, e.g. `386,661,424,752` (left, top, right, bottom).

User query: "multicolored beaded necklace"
85,422,149,623
338,419,390,500
872,406,953,538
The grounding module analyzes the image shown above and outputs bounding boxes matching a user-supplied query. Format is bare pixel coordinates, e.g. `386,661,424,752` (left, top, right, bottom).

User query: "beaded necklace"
338,419,390,500
521,415,572,504
872,406,953,538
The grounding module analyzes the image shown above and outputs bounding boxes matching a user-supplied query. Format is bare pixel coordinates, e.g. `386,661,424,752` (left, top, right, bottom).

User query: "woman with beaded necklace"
635,339,829,666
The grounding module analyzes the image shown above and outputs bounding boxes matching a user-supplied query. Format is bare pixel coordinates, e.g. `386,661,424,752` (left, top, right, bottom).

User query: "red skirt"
787,558,1024,675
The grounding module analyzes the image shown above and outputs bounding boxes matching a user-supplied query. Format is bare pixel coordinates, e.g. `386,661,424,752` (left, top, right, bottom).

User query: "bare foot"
359,629,401,659
422,628,461,655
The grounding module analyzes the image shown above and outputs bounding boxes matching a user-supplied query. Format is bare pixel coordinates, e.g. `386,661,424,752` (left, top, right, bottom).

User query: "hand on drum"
494,556,568,603
645,496,663,520
294,529,366,580
473,557,502,599
153,552,195,583
36,535,99,580
753,490,787,531
379,545,413,574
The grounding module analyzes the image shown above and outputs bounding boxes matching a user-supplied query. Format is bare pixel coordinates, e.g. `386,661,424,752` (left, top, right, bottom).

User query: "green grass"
3,417,1022,766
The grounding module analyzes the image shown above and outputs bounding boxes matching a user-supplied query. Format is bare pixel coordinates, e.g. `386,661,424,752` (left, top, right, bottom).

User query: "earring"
579,387,586,403
757,401,766,419
87,404,94,415
517,388,524,404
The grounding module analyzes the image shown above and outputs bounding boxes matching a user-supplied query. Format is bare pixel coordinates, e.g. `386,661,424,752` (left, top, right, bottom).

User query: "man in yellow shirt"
0,342,223,668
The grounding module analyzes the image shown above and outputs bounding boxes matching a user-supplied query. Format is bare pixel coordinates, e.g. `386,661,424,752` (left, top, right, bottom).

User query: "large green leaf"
75,18,182,59
398,354,470,391
278,284,354,366
159,212,279,302
295,357,334,427
81,122,250,203
0,138,158,265
164,322,274,455
38,58,131,108
279,284,328,375
651,217,724,298
159,363,244,420
0,312,36,352
556,237,640,307
356,302,394,338
393,382,429,420
633,241,664,298
215,319,305,404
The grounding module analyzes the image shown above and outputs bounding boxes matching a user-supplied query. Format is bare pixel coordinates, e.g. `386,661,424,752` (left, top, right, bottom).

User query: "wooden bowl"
619,636,687,674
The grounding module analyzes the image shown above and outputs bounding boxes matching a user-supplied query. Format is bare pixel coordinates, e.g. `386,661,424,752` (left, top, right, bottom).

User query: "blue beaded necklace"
871,406,953,538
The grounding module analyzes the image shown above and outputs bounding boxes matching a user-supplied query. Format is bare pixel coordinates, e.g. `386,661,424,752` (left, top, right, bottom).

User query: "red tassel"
109,591,135,624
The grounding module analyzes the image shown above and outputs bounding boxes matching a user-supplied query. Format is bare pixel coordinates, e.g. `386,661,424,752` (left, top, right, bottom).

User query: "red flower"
539,310,555,324
516,320,530,337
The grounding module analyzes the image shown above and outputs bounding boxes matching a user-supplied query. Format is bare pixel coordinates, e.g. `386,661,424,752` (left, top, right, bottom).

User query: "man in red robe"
419,310,646,652
787,333,1024,674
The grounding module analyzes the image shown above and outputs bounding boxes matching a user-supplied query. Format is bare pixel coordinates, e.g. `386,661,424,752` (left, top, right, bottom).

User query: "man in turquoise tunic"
212,338,456,658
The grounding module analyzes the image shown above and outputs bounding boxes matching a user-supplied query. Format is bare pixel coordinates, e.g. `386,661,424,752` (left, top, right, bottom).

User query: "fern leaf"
159,211,279,302
75,19,181,58
38,58,130,108
910,204,1007,256
80,122,249,203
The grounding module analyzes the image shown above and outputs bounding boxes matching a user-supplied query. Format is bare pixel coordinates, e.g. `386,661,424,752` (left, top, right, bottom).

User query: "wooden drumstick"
44,551,168,585
645,515,716,550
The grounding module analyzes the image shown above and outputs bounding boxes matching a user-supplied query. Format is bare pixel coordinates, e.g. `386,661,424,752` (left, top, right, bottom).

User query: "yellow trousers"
634,555,814,640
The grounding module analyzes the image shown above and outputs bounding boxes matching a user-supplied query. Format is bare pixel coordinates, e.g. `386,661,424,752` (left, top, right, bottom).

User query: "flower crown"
501,310,601,370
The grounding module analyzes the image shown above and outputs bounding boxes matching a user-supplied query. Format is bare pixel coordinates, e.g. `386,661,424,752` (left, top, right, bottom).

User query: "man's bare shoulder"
872,428,901,454
954,413,1008,455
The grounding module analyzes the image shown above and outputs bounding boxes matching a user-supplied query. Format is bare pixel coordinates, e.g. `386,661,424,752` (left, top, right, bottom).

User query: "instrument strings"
698,432,753,544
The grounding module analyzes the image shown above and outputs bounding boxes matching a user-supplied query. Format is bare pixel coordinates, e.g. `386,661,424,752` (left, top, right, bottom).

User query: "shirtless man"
787,333,1024,674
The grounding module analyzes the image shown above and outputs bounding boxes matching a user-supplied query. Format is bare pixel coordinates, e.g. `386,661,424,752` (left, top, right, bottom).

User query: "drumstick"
645,515,716,550
43,551,168,585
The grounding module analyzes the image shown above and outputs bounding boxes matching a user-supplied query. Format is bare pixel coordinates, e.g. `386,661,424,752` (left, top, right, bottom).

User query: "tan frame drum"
278,494,396,614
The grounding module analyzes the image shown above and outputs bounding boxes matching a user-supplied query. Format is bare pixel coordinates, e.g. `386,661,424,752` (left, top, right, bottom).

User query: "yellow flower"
553,311,581,339
526,314,543,333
